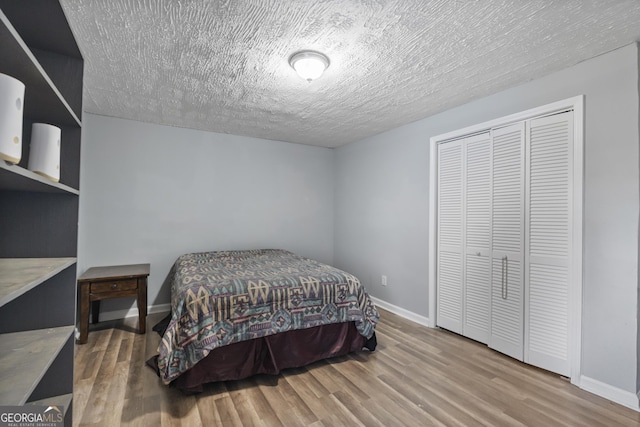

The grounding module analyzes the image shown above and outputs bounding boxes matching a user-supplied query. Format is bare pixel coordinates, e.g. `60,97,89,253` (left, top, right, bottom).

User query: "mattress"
156,249,379,384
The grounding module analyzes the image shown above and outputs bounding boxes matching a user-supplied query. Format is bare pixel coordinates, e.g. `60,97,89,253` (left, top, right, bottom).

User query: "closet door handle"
501,256,508,299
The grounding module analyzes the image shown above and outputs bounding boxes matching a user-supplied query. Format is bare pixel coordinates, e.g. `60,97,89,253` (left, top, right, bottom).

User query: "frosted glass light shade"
289,51,330,81
0,73,25,164
28,123,61,182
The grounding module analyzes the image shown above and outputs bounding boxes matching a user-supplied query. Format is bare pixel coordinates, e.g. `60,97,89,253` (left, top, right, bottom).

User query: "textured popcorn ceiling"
60,0,640,148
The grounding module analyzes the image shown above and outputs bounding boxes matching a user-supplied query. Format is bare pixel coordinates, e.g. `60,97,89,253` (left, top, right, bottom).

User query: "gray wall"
78,43,639,397
334,43,639,393
78,114,334,312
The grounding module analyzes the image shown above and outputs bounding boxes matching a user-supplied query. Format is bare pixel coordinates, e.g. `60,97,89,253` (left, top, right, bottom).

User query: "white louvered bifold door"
437,140,464,333
524,111,573,376
463,132,491,344
490,123,525,361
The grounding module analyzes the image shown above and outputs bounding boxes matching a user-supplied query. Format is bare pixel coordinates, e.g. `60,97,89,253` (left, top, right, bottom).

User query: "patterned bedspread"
157,249,379,384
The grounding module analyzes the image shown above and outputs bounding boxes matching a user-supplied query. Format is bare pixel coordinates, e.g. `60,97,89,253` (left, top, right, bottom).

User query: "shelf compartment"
26,392,73,426
0,10,80,127
26,392,72,413
0,0,83,119
0,325,74,405
0,258,76,308
0,162,79,194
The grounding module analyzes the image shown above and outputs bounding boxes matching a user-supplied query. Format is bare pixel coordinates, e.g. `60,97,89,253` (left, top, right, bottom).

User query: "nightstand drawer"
91,279,138,293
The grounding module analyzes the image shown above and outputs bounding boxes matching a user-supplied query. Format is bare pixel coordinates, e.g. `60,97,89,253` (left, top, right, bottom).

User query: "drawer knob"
111,283,117,289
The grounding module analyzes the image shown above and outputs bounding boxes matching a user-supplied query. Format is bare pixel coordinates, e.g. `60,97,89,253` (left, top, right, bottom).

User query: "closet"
435,106,576,377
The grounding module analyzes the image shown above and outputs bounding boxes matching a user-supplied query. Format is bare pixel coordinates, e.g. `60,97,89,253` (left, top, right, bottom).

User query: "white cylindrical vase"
0,73,25,164
28,123,61,182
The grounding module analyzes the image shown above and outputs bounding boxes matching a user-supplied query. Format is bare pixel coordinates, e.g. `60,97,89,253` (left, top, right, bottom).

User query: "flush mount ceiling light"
289,50,330,82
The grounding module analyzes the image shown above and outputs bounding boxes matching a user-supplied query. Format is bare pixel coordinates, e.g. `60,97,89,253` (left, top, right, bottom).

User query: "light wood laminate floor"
74,309,640,426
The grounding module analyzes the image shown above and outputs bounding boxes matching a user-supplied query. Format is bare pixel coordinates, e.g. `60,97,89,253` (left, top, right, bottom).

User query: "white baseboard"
370,296,430,327
95,303,171,323
579,375,639,412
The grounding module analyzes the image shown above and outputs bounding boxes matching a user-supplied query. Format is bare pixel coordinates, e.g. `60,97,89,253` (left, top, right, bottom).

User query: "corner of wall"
636,40,640,396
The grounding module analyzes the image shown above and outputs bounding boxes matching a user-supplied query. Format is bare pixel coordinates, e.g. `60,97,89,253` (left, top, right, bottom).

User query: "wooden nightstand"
77,264,149,344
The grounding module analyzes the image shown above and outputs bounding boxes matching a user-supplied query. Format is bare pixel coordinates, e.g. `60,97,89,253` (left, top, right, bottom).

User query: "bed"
149,249,379,392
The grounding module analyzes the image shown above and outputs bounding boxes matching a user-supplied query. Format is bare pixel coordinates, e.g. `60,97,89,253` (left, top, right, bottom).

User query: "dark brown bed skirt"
148,321,377,393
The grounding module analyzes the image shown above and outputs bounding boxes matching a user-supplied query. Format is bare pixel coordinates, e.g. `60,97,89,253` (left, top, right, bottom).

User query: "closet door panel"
528,264,569,371
491,256,523,358
437,140,463,333
490,123,525,361
465,254,490,342
463,133,491,343
525,111,573,376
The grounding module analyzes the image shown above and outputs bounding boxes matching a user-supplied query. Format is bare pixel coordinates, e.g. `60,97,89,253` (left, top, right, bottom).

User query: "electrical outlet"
381,275,387,286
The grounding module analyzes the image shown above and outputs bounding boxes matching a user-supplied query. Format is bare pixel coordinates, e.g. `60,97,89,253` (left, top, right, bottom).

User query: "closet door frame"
428,95,584,384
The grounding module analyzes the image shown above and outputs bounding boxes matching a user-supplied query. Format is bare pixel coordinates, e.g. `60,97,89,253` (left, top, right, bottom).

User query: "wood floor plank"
78,378,110,425
256,376,307,427
282,367,330,399
387,359,520,427
223,380,265,427
159,387,201,427
140,395,161,427
274,375,318,425
330,355,444,425
231,377,283,427
73,309,640,426
360,393,441,427
98,363,129,427
214,395,244,426
194,393,224,427
123,335,146,401
331,390,385,427
308,359,370,402
522,396,613,427
119,397,144,427
281,370,333,420
317,393,365,427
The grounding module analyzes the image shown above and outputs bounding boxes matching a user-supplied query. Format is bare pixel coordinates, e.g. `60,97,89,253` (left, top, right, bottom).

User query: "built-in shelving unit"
0,2,82,426
0,326,75,405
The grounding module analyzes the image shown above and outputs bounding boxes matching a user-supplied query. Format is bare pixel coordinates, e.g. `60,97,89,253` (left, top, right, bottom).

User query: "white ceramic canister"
0,73,25,164
28,123,61,182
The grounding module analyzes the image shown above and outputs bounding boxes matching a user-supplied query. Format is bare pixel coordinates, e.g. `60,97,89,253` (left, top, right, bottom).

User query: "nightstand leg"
78,283,89,344
91,300,100,324
137,276,147,334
